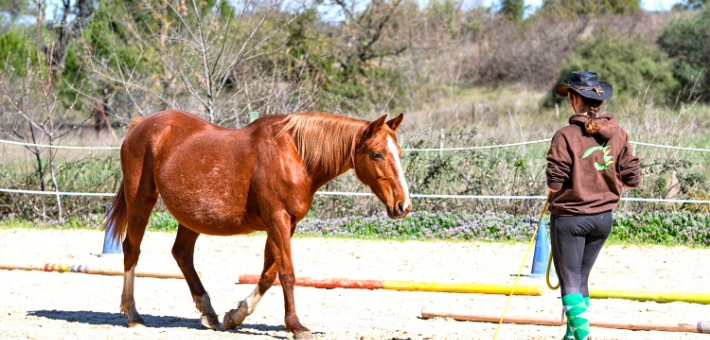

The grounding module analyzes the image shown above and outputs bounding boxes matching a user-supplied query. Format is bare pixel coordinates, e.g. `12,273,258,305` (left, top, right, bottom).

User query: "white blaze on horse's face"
354,113,410,219
387,136,411,215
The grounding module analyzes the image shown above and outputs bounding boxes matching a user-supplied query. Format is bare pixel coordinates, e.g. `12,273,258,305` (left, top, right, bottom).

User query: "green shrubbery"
657,9,710,102
0,156,121,219
547,30,679,107
0,31,41,75
538,0,641,19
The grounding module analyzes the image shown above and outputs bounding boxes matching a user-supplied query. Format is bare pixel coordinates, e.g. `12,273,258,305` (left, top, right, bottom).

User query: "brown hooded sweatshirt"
546,114,641,216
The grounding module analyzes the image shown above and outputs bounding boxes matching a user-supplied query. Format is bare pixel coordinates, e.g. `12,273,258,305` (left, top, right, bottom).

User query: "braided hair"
570,92,603,135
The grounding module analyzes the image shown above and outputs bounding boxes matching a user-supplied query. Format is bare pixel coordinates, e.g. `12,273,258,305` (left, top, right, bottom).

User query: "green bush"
0,30,40,75
0,155,122,219
672,0,708,11
546,31,680,107
657,9,710,102
538,0,641,19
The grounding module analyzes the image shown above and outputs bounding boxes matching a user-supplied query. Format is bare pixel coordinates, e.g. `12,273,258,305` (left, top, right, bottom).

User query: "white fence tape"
628,141,710,153
2,188,707,204
3,138,710,153
0,139,121,150
402,139,551,151
314,192,547,199
2,136,710,204
315,191,710,203
0,188,114,197
404,140,710,153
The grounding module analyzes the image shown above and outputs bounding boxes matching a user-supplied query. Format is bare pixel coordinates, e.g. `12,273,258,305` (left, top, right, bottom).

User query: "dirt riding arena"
0,228,708,340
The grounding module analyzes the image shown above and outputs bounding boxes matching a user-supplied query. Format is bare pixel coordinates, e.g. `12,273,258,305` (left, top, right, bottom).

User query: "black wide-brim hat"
556,72,613,101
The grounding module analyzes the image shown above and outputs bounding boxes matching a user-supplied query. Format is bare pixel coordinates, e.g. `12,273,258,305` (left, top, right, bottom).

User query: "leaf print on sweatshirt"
582,143,614,171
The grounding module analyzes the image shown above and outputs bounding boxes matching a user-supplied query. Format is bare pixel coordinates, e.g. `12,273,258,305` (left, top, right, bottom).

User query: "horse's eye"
373,152,384,160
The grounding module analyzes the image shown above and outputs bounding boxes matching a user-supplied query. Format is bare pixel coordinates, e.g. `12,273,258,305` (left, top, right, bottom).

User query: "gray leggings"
550,211,612,297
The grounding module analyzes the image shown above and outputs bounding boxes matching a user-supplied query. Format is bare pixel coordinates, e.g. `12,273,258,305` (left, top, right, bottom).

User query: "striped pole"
238,274,544,296
0,263,195,279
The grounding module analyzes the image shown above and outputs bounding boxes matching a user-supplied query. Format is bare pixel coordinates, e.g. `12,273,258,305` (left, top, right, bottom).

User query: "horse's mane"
275,112,378,174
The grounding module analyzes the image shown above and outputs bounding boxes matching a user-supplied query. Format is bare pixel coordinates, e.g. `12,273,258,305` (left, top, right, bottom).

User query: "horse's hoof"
223,309,246,330
294,331,314,340
201,314,220,330
127,317,146,329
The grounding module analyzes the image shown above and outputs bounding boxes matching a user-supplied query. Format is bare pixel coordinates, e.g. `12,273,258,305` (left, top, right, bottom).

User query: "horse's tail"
105,180,129,243
128,117,145,132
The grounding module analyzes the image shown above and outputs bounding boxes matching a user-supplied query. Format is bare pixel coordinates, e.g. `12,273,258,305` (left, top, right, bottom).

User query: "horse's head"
353,114,411,220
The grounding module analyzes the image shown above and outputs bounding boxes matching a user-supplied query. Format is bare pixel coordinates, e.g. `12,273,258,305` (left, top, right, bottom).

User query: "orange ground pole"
420,308,710,333
238,274,385,289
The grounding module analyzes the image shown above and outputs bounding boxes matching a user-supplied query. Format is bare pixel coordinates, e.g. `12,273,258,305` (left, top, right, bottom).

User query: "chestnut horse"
105,110,411,339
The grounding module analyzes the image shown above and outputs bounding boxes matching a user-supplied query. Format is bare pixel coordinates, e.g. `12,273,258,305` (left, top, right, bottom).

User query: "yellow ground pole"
384,280,545,296
590,289,710,304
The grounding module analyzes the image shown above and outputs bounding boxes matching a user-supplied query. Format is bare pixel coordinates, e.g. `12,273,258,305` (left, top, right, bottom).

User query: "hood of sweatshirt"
569,113,617,140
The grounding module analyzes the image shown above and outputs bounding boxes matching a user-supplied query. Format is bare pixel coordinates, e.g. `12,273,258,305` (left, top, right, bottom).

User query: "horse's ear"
364,115,388,138
386,113,404,131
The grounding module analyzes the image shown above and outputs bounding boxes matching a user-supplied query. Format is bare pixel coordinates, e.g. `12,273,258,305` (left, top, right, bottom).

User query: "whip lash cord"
491,191,552,340
547,233,561,290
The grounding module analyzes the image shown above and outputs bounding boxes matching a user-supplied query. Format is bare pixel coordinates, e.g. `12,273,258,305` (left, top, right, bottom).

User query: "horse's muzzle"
386,201,410,220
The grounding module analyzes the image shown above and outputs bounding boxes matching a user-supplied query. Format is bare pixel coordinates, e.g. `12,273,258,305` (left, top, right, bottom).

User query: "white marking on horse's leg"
120,265,145,328
194,293,219,330
387,136,411,210
223,287,264,330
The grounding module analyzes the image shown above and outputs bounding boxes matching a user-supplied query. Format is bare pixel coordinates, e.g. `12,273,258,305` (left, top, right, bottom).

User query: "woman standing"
546,72,641,340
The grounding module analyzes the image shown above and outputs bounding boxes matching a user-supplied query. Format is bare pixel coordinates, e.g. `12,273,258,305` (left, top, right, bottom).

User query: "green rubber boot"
562,293,590,340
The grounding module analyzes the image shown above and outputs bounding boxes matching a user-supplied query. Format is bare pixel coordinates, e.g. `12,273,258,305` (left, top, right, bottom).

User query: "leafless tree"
0,0,86,221
82,0,320,126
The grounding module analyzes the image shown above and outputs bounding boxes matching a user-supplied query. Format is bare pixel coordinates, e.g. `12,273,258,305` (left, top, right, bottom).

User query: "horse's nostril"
397,202,404,214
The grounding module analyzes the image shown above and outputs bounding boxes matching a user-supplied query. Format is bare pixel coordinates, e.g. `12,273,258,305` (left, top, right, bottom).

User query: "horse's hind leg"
172,225,219,330
224,234,278,330
120,206,155,328
120,177,158,328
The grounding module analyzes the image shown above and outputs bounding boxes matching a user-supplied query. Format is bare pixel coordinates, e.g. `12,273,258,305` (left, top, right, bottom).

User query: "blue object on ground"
101,205,122,255
528,219,555,278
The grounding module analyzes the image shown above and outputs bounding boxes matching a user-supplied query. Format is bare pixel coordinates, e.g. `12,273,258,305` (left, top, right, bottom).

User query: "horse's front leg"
269,211,312,339
224,234,277,330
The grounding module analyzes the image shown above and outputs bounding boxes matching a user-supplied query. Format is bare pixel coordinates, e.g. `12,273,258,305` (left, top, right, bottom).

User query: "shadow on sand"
28,310,293,338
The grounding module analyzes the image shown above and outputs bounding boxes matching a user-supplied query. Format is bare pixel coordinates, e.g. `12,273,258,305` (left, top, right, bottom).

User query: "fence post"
439,128,445,159
249,112,259,124
555,103,559,119
471,103,476,123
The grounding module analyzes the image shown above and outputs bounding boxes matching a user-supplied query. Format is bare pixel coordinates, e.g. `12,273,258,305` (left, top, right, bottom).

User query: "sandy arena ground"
0,228,708,340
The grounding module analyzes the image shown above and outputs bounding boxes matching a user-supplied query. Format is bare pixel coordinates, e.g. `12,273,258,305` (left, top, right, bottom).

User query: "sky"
41,0,683,24
316,0,683,22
